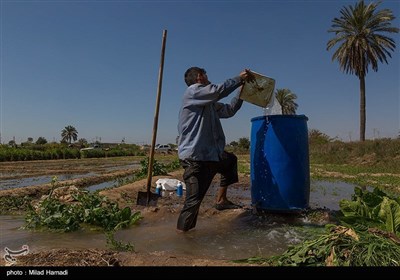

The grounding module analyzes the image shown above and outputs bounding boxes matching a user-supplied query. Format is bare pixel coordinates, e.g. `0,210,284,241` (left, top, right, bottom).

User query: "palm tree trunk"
359,76,366,141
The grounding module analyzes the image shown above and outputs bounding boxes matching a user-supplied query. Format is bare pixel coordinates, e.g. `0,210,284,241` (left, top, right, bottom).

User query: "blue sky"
0,0,399,145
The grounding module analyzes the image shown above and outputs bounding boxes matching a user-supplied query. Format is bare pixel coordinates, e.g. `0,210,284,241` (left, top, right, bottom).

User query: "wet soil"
0,158,267,267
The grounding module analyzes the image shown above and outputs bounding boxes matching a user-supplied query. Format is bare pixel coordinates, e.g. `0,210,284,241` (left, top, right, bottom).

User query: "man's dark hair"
184,67,206,86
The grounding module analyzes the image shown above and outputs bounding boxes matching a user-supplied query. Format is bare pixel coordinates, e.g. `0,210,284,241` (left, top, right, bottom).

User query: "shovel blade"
136,191,159,206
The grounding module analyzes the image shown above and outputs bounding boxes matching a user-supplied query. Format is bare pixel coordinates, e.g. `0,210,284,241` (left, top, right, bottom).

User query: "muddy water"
0,180,358,260
115,210,310,259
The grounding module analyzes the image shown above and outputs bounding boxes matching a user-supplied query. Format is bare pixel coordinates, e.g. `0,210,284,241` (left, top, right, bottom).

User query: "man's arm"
215,91,243,119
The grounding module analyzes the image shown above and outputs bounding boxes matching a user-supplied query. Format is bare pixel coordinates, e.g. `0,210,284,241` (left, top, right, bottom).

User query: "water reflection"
0,173,95,191
86,175,136,192
309,180,361,210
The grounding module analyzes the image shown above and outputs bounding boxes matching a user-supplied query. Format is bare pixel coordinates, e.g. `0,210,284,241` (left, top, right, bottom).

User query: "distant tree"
36,137,47,145
61,125,78,144
238,137,250,150
8,140,16,147
74,138,88,148
21,138,33,147
308,129,332,145
275,88,298,115
77,138,88,146
229,141,238,147
327,0,399,141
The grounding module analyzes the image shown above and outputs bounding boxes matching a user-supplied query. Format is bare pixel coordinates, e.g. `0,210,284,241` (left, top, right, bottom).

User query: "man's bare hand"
240,69,256,83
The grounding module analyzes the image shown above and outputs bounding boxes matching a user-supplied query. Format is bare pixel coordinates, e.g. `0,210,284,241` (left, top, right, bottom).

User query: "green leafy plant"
138,157,168,177
339,187,400,236
235,187,400,266
105,231,135,252
235,224,400,266
0,195,33,214
24,178,142,232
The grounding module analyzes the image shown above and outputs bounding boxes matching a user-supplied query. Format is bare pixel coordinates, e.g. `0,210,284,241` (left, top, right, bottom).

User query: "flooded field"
0,177,357,260
0,157,366,266
0,157,141,191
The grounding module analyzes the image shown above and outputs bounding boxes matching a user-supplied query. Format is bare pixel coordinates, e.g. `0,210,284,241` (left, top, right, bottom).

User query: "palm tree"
61,125,78,144
275,88,298,115
327,0,399,141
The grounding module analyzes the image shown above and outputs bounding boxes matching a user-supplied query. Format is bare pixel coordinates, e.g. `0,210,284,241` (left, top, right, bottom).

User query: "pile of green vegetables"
236,187,400,266
24,177,141,251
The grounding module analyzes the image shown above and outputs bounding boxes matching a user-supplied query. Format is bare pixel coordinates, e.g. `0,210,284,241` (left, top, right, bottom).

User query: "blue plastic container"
250,115,310,212
176,183,183,197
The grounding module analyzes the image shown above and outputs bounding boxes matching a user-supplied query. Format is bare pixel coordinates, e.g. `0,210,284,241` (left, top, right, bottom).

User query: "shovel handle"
146,30,167,201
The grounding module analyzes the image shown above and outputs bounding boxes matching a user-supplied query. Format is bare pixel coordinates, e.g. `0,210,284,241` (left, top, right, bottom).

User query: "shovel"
137,30,167,206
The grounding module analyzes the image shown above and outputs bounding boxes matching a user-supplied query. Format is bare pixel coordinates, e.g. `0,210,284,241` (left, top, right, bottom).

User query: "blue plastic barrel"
250,115,310,212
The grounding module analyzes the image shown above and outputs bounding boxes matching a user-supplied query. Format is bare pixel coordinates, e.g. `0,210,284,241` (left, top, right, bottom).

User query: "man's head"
184,67,209,86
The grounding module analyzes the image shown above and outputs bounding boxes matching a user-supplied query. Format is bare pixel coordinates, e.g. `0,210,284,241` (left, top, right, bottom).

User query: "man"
176,67,254,232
